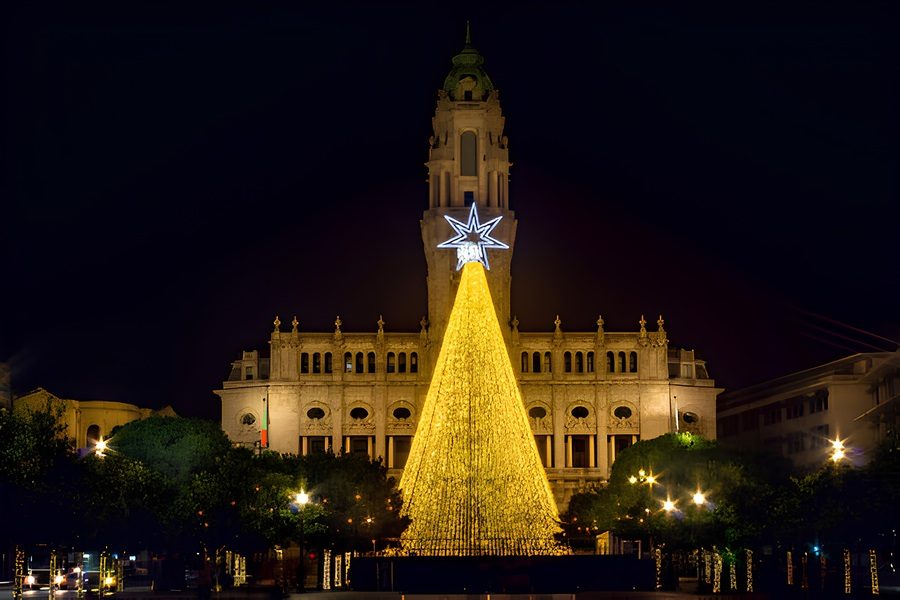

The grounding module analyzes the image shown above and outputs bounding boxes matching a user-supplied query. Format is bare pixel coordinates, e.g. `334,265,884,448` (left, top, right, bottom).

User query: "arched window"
324,352,333,374
312,353,321,374
629,351,638,373
344,352,353,373
398,352,407,373
301,353,310,374
355,352,364,374
86,424,101,445
575,352,584,373
410,352,418,373
606,351,615,373
564,352,572,373
521,352,529,373
532,352,542,373
367,352,376,373
618,352,627,373
387,352,396,374
587,351,595,373
544,352,552,373
460,131,477,176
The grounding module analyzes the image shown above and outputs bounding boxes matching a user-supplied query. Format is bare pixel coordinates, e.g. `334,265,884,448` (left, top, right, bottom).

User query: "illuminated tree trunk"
399,261,563,556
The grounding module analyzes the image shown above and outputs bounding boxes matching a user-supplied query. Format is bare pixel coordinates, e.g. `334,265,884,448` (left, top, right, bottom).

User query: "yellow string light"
399,262,564,556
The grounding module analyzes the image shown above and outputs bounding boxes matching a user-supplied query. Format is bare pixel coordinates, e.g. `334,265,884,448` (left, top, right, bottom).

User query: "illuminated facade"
13,387,176,450
717,349,900,468
216,33,720,509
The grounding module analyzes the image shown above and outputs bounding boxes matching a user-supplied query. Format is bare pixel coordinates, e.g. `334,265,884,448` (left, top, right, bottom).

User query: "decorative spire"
377,315,385,342
334,316,343,342
638,314,649,346
273,315,281,332
420,316,429,344
511,315,520,345
291,316,299,334
596,315,605,345
553,315,562,341
655,315,668,346
464,20,472,47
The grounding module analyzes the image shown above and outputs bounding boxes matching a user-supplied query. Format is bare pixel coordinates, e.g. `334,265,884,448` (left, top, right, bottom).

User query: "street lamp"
830,438,846,463
293,491,311,593
692,490,706,506
94,438,108,458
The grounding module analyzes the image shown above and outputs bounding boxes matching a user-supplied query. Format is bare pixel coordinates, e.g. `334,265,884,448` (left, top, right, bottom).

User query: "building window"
629,352,638,373
344,352,353,373
392,436,412,469
587,351,595,373
606,351,615,373
682,411,699,425
763,404,782,425
463,190,475,206
808,390,828,414
809,424,830,448
786,431,806,454
307,436,326,454
245,366,253,380
324,352,333,374
564,352,572,373
680,364,694,378
535,435,552,467
521,352,529,373
786,402,804,420
719,415,739,438
576,352,584,373
312,353,321,374
528,406,547,419
392,407,411,420
350,407,369,420
307,407,325,420
86,424,101,445
410,352,418,373
240,413,257,426
613,405,632,420
348,436,370,455
532,352,542,374
544,352,552,373
460,131,477,176
301,353,310,374
387,352,396,373
571,405,589,419
398,352,407,373
570,435,590,468
741,410,759,431
368,352,376,373
355,352,364,374
618,352,626,373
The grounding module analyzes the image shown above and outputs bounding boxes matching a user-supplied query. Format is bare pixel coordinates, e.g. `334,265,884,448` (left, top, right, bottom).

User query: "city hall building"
216,34,720,508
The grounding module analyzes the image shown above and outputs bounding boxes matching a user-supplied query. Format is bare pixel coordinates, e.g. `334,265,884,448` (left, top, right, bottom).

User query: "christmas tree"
399,255,563,556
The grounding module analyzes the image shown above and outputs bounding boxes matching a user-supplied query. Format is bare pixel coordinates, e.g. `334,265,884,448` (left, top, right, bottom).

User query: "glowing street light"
662,497,676,513
692,490,706,506
292,489,313,593
95,438,108,458
830,438,847,463
295,492,309,506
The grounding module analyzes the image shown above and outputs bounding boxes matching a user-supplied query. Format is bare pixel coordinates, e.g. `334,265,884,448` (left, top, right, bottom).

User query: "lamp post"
293,491,310,593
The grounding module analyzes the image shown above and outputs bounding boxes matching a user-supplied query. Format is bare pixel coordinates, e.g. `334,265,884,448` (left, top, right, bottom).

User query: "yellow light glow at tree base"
399,262,565,556
745,549,753,592
844,548,852,594
869,549,879,596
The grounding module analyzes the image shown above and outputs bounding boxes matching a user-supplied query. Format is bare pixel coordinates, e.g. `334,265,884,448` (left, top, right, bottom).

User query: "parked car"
25,569,52,590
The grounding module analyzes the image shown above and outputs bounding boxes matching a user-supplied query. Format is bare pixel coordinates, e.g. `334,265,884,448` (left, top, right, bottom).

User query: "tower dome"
442,23,495,101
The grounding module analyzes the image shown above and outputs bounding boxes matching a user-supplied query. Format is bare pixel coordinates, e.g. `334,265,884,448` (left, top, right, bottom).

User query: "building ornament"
436,203,508,270
529,415,552,433
304,414,332,434
334,316,343,342
596,315,605,346
377,315,385,342
273,315,281,332
655,315,668,347
638,315,650,347
511,315,520,345
291,316,299,334
565,414,596,433
554,315,563,341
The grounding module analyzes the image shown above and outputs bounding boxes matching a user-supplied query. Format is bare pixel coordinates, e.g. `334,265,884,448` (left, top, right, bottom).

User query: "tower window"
521,352,529,373
410,352,418,373
532,352,542,374
464,191,475,207
544,352,552,373
355,352,364,374
629,351,638,373
368,351,376,373
618,352,627,373
387,352,396,374
460,131,477,176
576,352,584,373
312,353,321,374
398,352,407,373
301,353,309,374
606,351,615,373
587,351,595,373
324,352,333,374
564,352,572,373
344,352,353,373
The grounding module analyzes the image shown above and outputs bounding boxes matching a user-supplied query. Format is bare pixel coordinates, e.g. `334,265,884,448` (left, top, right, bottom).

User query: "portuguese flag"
260,394,269,448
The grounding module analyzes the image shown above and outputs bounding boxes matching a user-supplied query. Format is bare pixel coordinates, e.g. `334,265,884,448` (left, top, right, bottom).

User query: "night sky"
4,3,899,420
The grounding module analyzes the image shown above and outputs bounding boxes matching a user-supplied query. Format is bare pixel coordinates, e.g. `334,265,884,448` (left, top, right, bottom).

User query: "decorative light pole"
293,491,310,593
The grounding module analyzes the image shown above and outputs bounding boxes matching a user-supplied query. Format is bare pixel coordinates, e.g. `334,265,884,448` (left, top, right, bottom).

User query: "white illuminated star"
437,203,509,270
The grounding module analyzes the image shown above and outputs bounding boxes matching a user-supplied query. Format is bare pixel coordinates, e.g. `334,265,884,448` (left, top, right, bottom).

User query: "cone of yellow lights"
399,209,563,555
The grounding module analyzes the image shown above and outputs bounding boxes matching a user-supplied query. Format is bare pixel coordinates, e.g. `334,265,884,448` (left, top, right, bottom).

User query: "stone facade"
216,36,720,510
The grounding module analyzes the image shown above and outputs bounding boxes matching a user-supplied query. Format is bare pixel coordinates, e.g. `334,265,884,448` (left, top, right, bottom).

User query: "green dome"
442,25,495,101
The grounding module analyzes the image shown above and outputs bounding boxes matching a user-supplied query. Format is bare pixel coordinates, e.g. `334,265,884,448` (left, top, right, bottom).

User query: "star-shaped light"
437,203,509,270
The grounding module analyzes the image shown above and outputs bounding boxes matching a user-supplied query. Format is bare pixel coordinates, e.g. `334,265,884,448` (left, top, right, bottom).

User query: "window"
719,415,739,438
535,435,551,468
349,436,369,455
324,352,332,374
464,191,475,207
245,366,253,380
410,352,418,373
808,390,828,414
564,352,572,373
544,352,552,373
521,352,529,373
368,352,376,373
532,352,542,374
570,435,590,468
460,131,477,176
344,352,353,373
606,351,615,373
300,353,309,374
741,410,759,431
307,407,326,420
528,406,547,419
786,402,804,420
763,404,782,425
786,431,806,454
586,351,595,373
618,352,626,373
355,352,364,373
240,413,257,426
571,406,589,419
392,407,411,420
809,424,830,448
629,352,638,373
680,364,694,378
393,436,412,468
308,436,326,454
387,352,396,373
576,352,584,373
350,407,369,420
312,353,321,374
682,411,699,424
398,352,407,373
613,406,632,420
86,424,101,445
